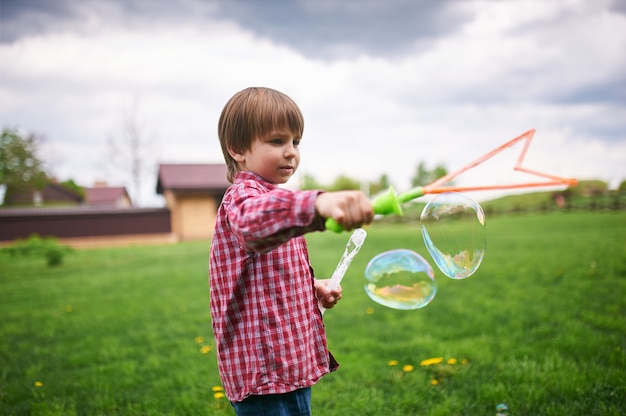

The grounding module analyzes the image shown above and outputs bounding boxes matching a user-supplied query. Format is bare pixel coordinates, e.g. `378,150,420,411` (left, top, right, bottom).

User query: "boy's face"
229,128,301,184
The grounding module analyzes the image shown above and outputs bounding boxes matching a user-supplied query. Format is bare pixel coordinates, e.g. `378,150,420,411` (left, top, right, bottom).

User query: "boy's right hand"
315,191,374,231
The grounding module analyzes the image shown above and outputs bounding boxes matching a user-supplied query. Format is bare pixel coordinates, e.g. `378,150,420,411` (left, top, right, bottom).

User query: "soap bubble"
364,249,436,310
496,403,509,415
420,192,486,279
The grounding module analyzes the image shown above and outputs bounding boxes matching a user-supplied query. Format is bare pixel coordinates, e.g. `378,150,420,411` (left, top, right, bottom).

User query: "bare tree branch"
105,96,157,206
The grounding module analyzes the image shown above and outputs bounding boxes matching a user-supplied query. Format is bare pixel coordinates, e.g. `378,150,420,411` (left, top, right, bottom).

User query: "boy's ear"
227,146,245,163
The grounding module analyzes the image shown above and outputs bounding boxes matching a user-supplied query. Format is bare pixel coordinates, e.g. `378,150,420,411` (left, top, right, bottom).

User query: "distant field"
1,212,624,415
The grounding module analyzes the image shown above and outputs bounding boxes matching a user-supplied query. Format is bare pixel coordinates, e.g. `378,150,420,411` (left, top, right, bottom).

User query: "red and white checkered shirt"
209,171,338,403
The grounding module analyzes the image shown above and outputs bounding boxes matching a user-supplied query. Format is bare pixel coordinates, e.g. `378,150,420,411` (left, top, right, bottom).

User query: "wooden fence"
0,207,174,248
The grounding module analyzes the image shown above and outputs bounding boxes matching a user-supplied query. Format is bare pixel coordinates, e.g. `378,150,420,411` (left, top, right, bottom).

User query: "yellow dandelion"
388,360,399,367
34,381,43,387
195,337,204,344
200,346,211,354
214,392,225,399
65,305,73,313
461,358,469,365
366,307,374,315
212,386,224,392
420,357,443,367
447,358,457,365
402,365,414,372
430,379,439,385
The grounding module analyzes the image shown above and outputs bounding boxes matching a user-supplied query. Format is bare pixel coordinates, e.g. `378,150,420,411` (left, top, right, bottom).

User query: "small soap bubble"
496,403,509,415
420,192,486,279
364,249,436,310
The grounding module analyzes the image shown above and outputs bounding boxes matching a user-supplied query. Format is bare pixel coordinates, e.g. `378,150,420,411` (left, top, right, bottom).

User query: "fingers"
315,279,343,309
325,289,342,304
326,284,342,308
331,284,342,301
341,192,374,229
316,191,374,231
320,292,341,309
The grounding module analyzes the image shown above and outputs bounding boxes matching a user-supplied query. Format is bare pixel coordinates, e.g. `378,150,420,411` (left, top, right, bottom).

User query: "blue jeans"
231,387,312,416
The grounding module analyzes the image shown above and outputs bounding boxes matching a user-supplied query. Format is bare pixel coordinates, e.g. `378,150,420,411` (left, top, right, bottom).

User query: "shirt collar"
233,171,277,190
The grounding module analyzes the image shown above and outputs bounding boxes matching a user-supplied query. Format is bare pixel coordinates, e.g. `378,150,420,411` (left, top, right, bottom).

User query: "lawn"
1,212,625,415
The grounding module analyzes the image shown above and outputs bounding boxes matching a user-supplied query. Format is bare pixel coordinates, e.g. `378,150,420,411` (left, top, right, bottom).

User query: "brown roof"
85,187,130,205
3,182,83,205
156,163,230,194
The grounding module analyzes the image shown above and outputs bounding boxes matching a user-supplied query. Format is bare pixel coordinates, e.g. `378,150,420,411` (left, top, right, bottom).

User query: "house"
0,164,230,247
0,181,165,248
85,183,132,207
3,181,83,206
156,163,230,241
2,179,133,208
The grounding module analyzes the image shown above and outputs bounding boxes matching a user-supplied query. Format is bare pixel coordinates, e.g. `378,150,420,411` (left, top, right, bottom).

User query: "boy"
209,87,373,415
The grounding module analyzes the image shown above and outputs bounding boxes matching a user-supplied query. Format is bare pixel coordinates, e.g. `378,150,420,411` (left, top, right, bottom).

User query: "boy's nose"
284,144,297,158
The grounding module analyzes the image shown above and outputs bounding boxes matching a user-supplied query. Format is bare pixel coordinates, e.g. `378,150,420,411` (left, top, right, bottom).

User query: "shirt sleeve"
225,183,325,253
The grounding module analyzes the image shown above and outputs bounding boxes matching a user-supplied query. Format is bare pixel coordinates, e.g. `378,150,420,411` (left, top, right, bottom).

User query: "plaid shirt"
209,171,338,403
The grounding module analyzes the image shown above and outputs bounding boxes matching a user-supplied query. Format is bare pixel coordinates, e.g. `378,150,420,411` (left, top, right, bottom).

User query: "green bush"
2,234,72,267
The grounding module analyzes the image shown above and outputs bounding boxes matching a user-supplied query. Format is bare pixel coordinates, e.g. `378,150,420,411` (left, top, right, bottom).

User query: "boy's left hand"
314,279,343,309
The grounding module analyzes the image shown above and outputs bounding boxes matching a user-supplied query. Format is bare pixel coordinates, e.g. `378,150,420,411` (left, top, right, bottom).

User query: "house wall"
165,191,217,240
163,190,180,235
117,195,132,208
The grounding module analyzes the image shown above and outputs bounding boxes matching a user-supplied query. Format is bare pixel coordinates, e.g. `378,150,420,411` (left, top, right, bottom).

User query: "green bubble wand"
325,129,578,232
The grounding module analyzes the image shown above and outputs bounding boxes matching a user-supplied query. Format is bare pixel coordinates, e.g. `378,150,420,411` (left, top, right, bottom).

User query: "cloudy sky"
1,0,625,206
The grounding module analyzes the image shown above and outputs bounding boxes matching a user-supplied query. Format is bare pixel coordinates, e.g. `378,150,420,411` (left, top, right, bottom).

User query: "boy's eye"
293,139,301,147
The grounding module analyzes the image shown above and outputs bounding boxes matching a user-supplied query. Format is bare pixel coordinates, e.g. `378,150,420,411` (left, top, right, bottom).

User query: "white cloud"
1,0,624,207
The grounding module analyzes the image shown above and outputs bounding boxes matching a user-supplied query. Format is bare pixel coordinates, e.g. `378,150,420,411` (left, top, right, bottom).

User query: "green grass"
1,212,625,415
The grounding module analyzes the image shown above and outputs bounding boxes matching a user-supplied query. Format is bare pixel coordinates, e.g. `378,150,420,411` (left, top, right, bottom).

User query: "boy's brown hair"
218,87,305,183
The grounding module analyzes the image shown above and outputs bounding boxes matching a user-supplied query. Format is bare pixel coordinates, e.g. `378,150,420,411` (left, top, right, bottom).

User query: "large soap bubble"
420,192,486,279
364,249,437,310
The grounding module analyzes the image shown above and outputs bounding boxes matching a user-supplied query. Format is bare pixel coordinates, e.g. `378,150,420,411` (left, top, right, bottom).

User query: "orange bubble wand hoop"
326,129,578,232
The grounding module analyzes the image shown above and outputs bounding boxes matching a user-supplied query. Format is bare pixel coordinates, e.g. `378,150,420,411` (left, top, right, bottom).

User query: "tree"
369,173,391,196
411,162,448,187
300,172,393,196
106,97,156,207
300,173,324,190
61,179,85,200
0,127,48,204
569,180,608,197
328,174,360,191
